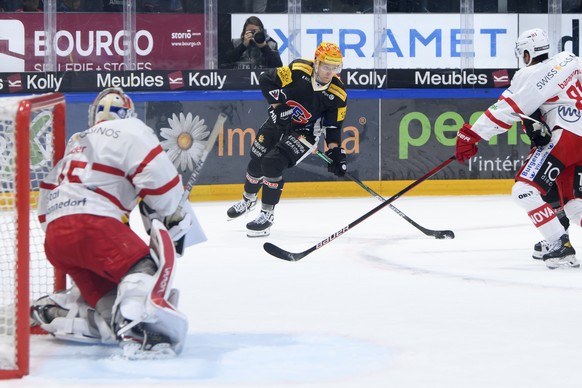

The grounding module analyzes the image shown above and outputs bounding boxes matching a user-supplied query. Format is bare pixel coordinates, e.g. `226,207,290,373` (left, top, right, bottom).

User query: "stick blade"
434,230,455,240
263,242,305,261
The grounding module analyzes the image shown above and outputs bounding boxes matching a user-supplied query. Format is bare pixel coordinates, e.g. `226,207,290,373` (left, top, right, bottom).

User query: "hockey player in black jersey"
227,41,348,237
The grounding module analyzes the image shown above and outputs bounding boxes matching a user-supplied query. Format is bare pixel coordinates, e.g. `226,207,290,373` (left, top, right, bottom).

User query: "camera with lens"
253,30,266,44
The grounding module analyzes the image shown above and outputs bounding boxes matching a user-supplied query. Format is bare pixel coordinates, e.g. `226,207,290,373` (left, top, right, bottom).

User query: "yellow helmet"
314,42,343,71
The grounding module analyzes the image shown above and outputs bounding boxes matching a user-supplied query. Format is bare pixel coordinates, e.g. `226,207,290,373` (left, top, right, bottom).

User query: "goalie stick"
173,112,227,254
180,112,227,201
303,140,455,240
263,156,455,261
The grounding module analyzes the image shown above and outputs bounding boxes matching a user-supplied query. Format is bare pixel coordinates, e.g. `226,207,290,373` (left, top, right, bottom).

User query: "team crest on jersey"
558,105,581,123
258,134,265,143
286,100,312,125
268,89,287,101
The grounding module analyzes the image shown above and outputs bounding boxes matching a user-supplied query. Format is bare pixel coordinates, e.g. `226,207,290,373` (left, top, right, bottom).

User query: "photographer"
220,16,282,69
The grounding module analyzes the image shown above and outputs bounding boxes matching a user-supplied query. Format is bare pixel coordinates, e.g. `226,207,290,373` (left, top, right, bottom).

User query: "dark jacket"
221,35,283,69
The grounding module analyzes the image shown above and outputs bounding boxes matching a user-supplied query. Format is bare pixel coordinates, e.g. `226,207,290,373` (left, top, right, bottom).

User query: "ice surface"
7,195,582,388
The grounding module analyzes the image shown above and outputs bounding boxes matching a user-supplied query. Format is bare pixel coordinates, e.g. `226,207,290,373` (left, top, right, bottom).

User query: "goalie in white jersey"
31,87,194,359
455,28,582,270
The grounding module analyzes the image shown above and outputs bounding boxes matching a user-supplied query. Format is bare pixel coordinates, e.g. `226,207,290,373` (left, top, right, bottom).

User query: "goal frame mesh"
0,93,67,379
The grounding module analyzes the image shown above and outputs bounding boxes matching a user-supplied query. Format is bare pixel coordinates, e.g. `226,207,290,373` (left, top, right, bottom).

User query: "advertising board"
2,13,582,72
0,13,205,72
63,92,532,186
381,97,533,180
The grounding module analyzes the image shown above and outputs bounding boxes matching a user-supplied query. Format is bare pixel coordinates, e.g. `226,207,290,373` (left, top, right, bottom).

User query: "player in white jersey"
455,28,582,270
31,87,194,359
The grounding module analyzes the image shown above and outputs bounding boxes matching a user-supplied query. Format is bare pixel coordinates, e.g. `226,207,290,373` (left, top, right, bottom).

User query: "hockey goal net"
0,93,67,379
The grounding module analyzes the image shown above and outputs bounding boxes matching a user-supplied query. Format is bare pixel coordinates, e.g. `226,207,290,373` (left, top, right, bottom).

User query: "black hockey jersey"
259,58,348,145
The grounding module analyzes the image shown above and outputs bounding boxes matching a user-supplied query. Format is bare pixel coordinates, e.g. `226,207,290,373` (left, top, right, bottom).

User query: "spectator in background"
303,0,371,13
563,0,582,12
16,0,42,11
181,0,203,13
57,0,81,12
142,0,183,12
241,0,267,12
220,16,282,70
103,0,122,12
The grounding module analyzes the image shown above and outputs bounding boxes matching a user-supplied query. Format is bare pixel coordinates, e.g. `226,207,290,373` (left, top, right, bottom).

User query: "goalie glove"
522,118,551,147
268,104,294,126
163,202,195,242
139,201,206,256
139,200,194,242
139,200,159,236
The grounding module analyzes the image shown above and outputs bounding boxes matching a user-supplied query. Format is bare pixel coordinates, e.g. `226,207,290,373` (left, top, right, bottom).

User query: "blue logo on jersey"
558,105,581,123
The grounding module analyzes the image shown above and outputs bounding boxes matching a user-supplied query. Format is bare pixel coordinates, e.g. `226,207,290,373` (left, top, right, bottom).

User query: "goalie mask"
88,87,136,127
514,28,550,66
313,42,342,90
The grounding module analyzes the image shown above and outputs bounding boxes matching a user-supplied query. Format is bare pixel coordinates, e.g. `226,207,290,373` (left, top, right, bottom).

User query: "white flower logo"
160,112,209,172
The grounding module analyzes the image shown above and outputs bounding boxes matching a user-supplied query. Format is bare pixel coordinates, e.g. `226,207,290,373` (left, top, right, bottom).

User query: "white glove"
164,202,195,242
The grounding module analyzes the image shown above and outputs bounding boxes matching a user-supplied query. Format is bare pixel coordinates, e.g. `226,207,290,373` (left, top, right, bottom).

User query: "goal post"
0,93,67,379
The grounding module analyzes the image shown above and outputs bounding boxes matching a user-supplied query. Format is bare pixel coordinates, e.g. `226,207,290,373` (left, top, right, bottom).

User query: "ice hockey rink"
8,194,582,388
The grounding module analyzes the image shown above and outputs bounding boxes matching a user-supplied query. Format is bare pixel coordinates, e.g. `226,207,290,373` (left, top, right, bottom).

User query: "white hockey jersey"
472,51,582,140
39,117,184,228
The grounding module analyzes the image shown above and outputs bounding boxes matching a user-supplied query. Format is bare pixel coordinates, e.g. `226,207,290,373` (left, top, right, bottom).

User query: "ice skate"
246,209,274,237
543,234,579,269
118,323,176,360
227,195,257,220
532,240,550,260
30,294,68,327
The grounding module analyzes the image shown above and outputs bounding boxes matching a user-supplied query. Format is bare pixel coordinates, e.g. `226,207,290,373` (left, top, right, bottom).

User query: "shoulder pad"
327,82,347,102
291,59,314,76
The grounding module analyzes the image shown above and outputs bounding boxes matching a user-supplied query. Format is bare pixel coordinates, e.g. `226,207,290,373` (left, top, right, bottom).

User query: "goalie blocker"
31,220,188,360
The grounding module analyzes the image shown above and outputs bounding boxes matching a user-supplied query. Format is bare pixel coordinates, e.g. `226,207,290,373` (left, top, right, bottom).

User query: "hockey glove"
164,202,195,242
455,124,482,163
523,119,551,147
325,147,347,177
139,200,159,236
268,104,294,126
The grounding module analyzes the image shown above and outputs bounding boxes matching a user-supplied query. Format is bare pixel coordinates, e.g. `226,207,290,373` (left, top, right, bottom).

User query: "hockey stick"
515,112,541,124
174,112,227,254
263,156,455,261
308,146,455,240
180,112,227,202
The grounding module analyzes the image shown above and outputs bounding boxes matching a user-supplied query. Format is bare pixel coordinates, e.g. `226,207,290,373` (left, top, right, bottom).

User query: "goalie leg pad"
113,272,156,327
31,286,115,344
112,219,188,357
